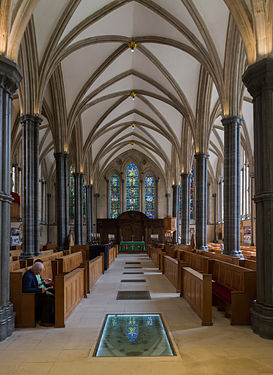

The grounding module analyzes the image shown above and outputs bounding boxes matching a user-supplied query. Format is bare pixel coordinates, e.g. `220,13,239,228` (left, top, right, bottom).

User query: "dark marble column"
63,154,69,242
222,116,242,257
86,184,93,243
166,193,170,217
105,178,109,218
155,178,159,219
94,193,100,231
212,193,217,242
243,58,273,339
21,114,42,258
54,152,69,250
172,184,178,243
121,178,124,212
181,173,190,245
47,193,51,243
207,183,211,224
194,153,208,250
0,56,22,341
74,173,83,245
250,173,255,246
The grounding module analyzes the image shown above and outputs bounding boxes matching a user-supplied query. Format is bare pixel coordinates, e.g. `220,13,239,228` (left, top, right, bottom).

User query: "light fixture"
130,141,135,146
131,122,136,129
128,41,137,52
130,91,136,100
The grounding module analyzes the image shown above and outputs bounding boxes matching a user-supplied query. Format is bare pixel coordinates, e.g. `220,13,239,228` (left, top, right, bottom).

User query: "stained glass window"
69,166,75,221
126,163,139,211
110,174,121,218
145,174,155,218
190,166,195,220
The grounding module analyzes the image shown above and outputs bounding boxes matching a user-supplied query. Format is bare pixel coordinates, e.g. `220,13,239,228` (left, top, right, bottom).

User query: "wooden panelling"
88,256,103,291
108,247,115,268
163,255,180,291
182,267,212,326
55,268,84,328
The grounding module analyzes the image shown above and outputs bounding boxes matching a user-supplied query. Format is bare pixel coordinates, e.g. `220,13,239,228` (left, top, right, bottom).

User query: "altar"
119,241,146,253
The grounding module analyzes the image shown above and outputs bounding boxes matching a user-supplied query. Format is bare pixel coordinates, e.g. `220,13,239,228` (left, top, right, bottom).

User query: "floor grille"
116,291,151,300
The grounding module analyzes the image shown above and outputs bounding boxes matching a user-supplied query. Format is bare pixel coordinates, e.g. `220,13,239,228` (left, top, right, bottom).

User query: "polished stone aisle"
0,254,273,375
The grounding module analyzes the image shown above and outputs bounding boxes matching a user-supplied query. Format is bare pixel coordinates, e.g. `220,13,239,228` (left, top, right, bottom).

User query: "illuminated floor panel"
95,314,174,357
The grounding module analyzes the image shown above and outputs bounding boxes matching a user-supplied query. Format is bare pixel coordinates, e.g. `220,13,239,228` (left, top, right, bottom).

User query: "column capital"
221,116,242,128
20,114,42,128
54,151,69,159
194,152,209,160
243,58,273,97
94,193,100,198
0,55,22,94
181,172,190,177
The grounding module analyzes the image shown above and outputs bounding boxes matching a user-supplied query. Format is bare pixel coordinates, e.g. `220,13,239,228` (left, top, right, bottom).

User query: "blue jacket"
22,269,42,293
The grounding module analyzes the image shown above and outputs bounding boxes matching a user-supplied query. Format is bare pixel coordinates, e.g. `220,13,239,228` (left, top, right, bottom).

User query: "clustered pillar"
54,152,69,250
222,116,242,257
0,56,22,341
194,153,208,250
74,172,83,245
172,184,178,243
243,58,273,339
86,184,93,243
181,173,190,245
21,114,42,258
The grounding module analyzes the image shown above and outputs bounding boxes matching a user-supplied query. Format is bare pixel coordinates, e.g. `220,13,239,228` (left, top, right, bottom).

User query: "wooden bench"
149,246,161,267
211,259,256,324
196,250,240,266
107,246,115,268
87,256,103,292
181,267,212,326
178,250,213,274
239,259,256,270
163,255,181,291
9,259,21,271
52,251,88,297
54,268,85,328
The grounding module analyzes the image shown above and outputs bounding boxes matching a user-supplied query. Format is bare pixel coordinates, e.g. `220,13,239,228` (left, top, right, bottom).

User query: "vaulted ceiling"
10,0,254,188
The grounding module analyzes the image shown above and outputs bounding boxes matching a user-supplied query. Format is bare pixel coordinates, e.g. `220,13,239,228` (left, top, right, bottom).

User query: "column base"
223,249,244,258
251,301,273,340
197,245,208,251
0,303,15,341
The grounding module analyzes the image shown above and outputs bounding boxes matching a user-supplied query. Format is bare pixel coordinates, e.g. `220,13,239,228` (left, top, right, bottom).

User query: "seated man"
22,262,55,326
33,259,54,294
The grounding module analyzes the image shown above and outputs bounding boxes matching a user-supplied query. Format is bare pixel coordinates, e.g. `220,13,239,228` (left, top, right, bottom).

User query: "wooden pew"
26,251,64,267
9,259,20,271
239,259,256,270
107,246,115,268
196,250,241,266
52,252,88,297
178,250,213,274
149,246,161,267
54,268,85,328
211,260,256,324
163,255,181,291
181,267,212,326
87,256,103,292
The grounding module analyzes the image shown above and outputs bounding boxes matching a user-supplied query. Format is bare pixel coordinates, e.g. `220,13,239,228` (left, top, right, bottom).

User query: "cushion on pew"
212,282,231,304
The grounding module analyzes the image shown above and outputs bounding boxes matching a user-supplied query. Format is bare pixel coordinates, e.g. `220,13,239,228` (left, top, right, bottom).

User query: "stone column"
14,164,19,193
121,178,124,212
47,193,51,243
86,184,93,243
166,193,170,217
63,154,69,241
74,172,83,245
21,114,42,258
94,193,100,232
140,178,143,212
54,152,69,250
207,183,210,224
155,178,159,218
181,173,190,245
0,56,22,341
243,58,273,339
105,178,109,218
212,193,217,242
222,116,242,257
194,153,208,250
172,184,178,243
250,173,255,246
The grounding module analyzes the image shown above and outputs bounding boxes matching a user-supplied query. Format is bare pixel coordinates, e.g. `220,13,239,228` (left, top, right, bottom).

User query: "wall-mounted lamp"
128,41,137,52
131,122,136,129
130,91,136,100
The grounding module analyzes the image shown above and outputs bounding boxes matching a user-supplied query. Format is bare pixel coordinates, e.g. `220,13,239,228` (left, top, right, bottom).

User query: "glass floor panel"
95,314,174,357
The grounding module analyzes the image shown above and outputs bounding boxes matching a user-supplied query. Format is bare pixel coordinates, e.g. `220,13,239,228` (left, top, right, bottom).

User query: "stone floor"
1,254,273,375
